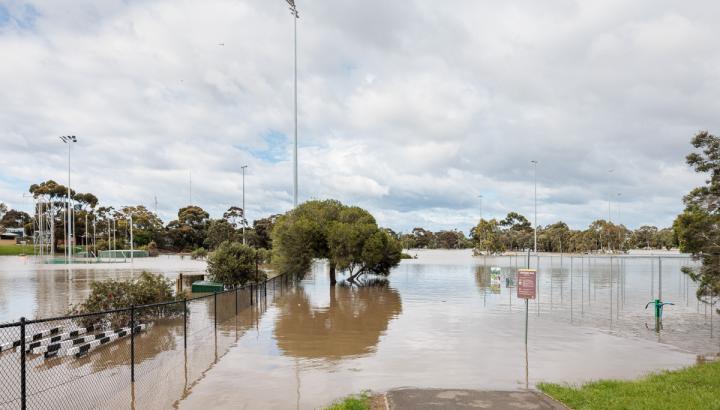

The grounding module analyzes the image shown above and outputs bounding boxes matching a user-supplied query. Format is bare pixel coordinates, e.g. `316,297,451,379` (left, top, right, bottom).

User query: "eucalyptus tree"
675,131,720,302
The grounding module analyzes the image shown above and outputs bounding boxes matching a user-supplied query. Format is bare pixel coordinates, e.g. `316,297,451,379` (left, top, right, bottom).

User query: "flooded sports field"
0,250,718,409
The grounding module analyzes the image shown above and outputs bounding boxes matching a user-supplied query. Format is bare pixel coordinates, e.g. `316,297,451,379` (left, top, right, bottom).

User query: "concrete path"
383,389,568,410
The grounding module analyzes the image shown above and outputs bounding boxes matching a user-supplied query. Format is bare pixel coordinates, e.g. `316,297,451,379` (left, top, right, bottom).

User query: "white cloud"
0,0,716,233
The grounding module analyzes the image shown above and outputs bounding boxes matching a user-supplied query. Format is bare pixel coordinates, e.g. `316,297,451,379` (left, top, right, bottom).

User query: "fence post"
130,305,135,383
250,284,254,306
214,292,217,332
183,298,187,350
20,317,26,410
235,287,238,315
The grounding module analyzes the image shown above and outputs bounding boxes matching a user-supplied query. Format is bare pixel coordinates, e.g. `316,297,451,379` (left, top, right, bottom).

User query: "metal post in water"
183,298,188,350
130,305,135,383
659,257,663,301
20,317,26,410
235,287,239,316
250,284,254,306
214,292,218,332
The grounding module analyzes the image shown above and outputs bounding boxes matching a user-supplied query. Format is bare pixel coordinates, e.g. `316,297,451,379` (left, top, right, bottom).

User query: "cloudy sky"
0,0,717,233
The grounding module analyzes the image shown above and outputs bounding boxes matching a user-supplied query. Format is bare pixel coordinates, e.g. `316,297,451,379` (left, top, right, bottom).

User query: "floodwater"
0,250,718,410
0,255,206,323
177,250,719,410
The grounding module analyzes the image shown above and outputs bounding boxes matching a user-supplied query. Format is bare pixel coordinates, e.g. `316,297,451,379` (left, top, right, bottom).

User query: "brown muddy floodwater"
0,255,206,323
177,250,718,410
0,250,718,410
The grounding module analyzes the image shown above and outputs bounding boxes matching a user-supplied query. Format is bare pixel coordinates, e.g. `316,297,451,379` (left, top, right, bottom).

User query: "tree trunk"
329,262,337,286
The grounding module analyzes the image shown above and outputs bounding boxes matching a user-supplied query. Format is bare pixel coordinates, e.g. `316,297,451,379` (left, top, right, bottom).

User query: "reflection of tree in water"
475,266,490,290
274,278,402,360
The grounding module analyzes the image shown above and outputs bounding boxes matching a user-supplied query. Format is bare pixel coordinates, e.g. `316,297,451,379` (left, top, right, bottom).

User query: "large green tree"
166,205,210,251
207,241,261,287
674,131,720,304
272,200,402,285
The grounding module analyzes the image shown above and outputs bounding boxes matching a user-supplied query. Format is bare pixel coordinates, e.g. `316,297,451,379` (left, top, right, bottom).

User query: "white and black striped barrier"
67,323,151,358
0,326,63,354
25,324,99,354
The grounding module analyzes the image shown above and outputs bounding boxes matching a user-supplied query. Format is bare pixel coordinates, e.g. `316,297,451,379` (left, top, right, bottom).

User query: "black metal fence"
0,273,295,410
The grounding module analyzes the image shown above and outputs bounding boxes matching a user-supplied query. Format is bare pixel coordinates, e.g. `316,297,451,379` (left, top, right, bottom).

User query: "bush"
147,241,159,257
207,241,265,287
70,271,181,327
191,247,208,260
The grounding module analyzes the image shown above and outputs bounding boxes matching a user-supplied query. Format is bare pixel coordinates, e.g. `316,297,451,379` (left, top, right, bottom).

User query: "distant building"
0,228,26,245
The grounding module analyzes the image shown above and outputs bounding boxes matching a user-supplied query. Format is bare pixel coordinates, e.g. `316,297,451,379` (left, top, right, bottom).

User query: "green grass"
538,361,720,410
324,392,372,410
0,244,35,255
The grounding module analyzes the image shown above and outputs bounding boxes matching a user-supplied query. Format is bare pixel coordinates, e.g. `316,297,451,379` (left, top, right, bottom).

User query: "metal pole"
659,257,663,301
20,317,26,410
183,298,188,350
129,213,134,266
293,10,298,207
130,305,135,383
214,292,218,332
242,165,247,245
525,298,529,389
67,142,71,263
532,160,537,254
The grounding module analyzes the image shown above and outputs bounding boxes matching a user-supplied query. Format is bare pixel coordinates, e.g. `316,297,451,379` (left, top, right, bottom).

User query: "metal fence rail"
0,273,294,410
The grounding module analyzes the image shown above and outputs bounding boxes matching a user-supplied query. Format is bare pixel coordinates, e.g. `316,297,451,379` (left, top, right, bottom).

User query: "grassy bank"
0,244,35,255
325,392,372,410
539,361,720,409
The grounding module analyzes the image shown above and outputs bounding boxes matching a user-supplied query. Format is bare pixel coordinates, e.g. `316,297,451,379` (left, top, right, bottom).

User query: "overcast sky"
0,0,717,233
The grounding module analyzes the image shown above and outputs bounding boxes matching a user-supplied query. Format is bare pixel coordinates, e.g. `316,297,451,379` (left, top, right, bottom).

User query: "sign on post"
517,269,537,299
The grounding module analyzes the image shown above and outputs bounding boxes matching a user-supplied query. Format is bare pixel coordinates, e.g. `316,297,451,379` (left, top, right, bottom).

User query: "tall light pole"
286,0,299,207
478,194,483,220
60,136,77,263
241,165,248,245
531,160,538,254
607,169,614,223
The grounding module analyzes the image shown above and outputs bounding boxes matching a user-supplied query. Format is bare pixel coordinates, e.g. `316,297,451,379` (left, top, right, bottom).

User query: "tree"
411,227,434,249
207,241,261,287
223,206,245,229
121,205,164,246
251,215,279,249
272,200,401,285
472,219,503,255
675,131,720,305
166,206,210,251
204,219,238,250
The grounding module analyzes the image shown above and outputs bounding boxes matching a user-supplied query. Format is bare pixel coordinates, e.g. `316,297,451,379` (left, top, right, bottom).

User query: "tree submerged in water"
271,200,402,285
675,131,720,309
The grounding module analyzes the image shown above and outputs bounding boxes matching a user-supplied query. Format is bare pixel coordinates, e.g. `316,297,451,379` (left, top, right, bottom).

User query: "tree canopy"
271,200,402,285
674,131,720,302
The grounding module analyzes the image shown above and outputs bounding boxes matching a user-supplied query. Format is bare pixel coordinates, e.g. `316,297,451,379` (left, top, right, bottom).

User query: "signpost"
518,268,536,389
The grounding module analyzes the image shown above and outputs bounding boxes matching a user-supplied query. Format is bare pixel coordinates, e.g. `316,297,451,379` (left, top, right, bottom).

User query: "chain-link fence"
0,273,293,410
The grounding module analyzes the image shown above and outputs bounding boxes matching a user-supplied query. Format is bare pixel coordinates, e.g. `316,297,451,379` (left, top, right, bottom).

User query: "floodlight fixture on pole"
241,165,248,245
60,136,77,263
531,160,538,255
286,0,299,207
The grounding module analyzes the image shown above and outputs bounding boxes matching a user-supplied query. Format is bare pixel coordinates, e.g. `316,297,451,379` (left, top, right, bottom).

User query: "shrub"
70,271,181,327
207,241,265,287
191,247,208,260
147,241,159,257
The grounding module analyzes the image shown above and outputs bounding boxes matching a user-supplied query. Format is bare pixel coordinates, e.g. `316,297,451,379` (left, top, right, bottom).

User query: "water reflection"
275,279,402,360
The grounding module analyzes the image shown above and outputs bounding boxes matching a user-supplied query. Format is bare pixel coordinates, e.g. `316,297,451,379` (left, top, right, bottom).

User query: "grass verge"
538,360,720,410
324,392,372,410
0,244,35,255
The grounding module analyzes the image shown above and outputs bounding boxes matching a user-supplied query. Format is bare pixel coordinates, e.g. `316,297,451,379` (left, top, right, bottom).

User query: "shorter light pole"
241,165,248,245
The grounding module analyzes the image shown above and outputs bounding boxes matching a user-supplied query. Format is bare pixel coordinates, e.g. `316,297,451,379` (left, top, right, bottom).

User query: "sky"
0,0,718,234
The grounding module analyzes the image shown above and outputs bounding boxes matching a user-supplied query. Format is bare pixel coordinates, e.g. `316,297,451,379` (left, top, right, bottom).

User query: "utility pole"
531,160,538,254
286,0,299,207
241,165,248,245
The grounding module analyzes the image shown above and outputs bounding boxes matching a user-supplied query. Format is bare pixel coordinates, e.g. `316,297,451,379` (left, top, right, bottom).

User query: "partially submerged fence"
0,273,296,410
